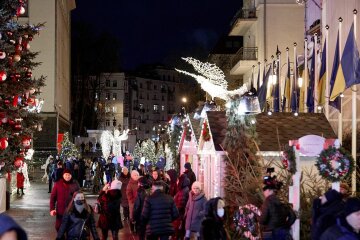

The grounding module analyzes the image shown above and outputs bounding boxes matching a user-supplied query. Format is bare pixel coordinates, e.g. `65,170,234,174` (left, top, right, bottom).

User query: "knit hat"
344,197,360,216
110,179,122,190
62,169,72,175
184,162,191,170
191,181,202,190
324,189,342,203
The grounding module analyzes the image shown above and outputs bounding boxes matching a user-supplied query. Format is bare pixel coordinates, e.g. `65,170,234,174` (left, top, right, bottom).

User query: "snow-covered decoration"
24,149,34,160
175,57,248,101
165,144,174,170
100,129,129,159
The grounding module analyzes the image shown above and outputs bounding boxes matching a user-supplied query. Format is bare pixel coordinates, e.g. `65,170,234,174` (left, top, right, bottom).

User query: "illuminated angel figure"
175,57,248,101
100,129,129,159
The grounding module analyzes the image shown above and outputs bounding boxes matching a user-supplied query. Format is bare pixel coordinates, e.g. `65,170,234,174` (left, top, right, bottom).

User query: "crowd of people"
2,155,360,240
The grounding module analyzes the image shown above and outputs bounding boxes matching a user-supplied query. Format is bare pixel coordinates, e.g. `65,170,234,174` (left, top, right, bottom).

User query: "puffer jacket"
57,208,99,240
185,191,207,232
97,189,123,230
320,217,360,240
141,189,179,236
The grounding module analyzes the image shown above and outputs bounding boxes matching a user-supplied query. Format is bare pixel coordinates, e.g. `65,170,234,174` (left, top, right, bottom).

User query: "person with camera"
260,169,296,240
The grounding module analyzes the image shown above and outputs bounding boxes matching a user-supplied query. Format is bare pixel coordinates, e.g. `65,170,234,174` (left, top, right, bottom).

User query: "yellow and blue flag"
318,40,326,106
329,32,341,111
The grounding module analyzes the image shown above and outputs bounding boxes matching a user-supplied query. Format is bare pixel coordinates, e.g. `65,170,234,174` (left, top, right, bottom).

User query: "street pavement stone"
6,181,137,240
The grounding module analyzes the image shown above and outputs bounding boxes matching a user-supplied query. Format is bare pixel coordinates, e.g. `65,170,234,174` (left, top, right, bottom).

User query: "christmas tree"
0,0,45,171
141,139,156,165
59,132,80,160
132,141,141,160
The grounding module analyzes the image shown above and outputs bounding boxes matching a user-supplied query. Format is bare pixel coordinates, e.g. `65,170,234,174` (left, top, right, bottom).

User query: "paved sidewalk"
6,181,137,240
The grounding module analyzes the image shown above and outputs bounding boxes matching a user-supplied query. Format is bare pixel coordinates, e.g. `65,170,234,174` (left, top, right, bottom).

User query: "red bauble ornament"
14,157,24,168
14,124,22,131
22,136,31,148
16,6,25,16
0,51,6,59
0,137,8,150
0,71,6,81
25,71,32,78
13,55,21,62
27,97,36,106
13,95,19,107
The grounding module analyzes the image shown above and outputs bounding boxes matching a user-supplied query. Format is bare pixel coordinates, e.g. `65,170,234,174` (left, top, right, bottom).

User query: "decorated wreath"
282,145,297,175
233,204,261,240
202,121,211,142
315,146,354,182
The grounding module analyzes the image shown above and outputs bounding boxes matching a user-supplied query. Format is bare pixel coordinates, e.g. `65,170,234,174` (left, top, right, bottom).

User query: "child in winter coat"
201,197,228,240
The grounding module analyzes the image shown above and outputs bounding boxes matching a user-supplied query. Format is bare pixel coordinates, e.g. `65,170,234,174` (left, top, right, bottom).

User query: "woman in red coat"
50,168,80,231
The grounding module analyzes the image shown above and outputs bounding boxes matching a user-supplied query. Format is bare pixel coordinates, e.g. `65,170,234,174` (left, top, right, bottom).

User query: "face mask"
75,200,85,205
217,208,225,218
75,203,84,213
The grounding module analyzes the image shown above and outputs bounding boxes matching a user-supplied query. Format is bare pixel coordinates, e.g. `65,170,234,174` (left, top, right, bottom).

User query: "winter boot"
17,188,20,195
21,188,24,195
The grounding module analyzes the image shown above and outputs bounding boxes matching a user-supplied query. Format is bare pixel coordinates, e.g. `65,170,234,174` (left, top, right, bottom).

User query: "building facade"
126,67,182,140
20,0,76,153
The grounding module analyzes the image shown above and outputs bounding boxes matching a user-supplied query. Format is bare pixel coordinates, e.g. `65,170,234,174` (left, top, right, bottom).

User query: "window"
139,103,144,109
140,83,143,88
146,115,149,120
154,85,157,90
153,95,157,100
113,80,117,87
106,92,110,100
95,92,99,100
105,106,111,113
112,93,117,100
161,105,165,111
168,75,170,81
154,104,159,111
112,106,117,113
162,95,165,101
105,119,110,127
106,80,110,87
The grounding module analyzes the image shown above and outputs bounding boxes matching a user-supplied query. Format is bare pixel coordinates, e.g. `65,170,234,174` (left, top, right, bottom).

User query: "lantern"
237,92,261,115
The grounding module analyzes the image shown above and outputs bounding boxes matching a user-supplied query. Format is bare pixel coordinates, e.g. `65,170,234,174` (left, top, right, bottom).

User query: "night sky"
71,0,242,70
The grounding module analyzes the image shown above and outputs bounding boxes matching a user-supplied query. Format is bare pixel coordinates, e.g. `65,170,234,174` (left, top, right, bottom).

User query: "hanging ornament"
0,51,6,59
25,71,32,78
0,71,7,81
16,6,26,16
13,123,22,131
0,137,8,150
13,54,21,62
21,136,31,148
29,88,36,94
27,97,36,106
14,156,24,168
15,45,22,52
13,95,19,107
0,112,7,124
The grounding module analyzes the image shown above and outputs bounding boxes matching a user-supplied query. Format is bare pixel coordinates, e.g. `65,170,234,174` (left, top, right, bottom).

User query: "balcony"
231,47,258,75
229,8,257,36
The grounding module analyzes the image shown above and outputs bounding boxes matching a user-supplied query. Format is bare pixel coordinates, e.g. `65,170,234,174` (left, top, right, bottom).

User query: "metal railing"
231,8,257,26
232,47,258,67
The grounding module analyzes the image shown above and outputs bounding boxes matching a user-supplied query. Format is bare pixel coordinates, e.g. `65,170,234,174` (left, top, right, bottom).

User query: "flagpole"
338,17,343,144
325,25,330,119
271,55,275,111
258,61,261,90
304,38,308,112
351,9,357,194
294,42,298,113
252,65,255,89
286,47,290,112
278,51,282,112
314,33,319,112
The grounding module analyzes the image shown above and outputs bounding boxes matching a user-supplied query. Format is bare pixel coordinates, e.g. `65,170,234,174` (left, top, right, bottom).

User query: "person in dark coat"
119,167,131,220
141,181,180,240
52,160,64,183
167,169,178,197
201,197,228,240
97,179,123,240
126,170,140,232
133,177,151,240
320,197,360,240
56,191,99,240
311,189,346,240
260,184,295,240
173,174,190,240
184,162,196,188
50,169,80,231
184,181,207,239
0,214,27,240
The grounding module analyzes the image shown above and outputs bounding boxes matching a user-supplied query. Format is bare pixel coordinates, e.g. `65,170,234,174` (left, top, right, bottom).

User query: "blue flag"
329,32,341,111
307,42,315,113
342,23,360,88
258,67,271,111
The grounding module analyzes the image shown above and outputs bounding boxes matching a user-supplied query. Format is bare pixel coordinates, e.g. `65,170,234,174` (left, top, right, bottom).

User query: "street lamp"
182,97,187,103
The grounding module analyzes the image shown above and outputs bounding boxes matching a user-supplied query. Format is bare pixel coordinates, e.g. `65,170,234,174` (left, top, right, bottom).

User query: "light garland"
176,58,248,101
100,130,113,159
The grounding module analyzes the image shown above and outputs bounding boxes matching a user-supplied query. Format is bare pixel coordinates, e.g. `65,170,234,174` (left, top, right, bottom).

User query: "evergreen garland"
282,145,297,175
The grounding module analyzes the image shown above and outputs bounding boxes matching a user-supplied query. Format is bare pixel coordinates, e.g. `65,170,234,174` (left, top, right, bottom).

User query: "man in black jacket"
141,181,179,240
184,162,196,188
